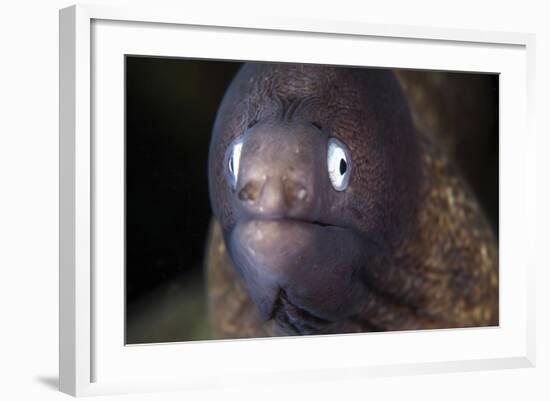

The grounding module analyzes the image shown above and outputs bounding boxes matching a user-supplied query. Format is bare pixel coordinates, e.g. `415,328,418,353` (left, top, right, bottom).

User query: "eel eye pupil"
339,159,347,175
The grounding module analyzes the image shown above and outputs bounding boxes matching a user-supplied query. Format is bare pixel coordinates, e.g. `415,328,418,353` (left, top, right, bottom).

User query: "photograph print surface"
125,57,499,344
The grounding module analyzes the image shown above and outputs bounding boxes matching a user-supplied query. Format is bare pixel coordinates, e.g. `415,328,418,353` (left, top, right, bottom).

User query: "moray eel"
207,63,498,338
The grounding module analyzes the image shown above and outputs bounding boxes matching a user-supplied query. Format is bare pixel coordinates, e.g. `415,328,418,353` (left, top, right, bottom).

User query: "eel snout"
231,119,326,222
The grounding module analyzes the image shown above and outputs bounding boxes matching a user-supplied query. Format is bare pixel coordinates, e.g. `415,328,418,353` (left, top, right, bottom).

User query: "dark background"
126,57,242,343
125,57,499,344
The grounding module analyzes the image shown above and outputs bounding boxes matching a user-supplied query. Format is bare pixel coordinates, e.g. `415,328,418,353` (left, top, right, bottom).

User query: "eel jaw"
227,218,377,331
270,288,335,335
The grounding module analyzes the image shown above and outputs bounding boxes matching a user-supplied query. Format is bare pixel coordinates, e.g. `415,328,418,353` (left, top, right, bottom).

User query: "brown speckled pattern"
348,134,499,331
395,70,499,227
411,136,498,327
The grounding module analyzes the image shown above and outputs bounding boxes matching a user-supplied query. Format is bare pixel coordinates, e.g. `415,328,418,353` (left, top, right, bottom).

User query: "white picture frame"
59,3,536,397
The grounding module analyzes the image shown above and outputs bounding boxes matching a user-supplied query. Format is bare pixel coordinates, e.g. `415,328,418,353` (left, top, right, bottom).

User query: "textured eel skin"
205,64,498,338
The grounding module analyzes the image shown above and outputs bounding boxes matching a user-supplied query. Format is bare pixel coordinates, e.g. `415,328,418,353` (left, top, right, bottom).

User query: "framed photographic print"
59,4,536,396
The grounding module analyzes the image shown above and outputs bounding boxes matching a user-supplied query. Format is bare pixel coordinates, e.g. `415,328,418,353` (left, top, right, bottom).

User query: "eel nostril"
238,177,308,212
238,181,262,202
284,180,308,206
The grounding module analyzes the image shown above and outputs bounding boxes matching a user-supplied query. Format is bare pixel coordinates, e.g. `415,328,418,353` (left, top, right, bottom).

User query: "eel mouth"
270,289,334,335
237,216,345,231
229,217,348,261
228,217,374,327
286,218,339,228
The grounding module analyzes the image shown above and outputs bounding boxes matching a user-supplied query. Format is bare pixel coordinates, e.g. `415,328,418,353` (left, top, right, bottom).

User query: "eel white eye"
227,138,243,189
327,138,351,191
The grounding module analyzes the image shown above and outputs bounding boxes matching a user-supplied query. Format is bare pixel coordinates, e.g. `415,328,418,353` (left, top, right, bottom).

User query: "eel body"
206,63,498,338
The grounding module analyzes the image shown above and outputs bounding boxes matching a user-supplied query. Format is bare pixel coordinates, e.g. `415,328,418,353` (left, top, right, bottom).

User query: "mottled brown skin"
395,70,499,228
206,63,498,338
